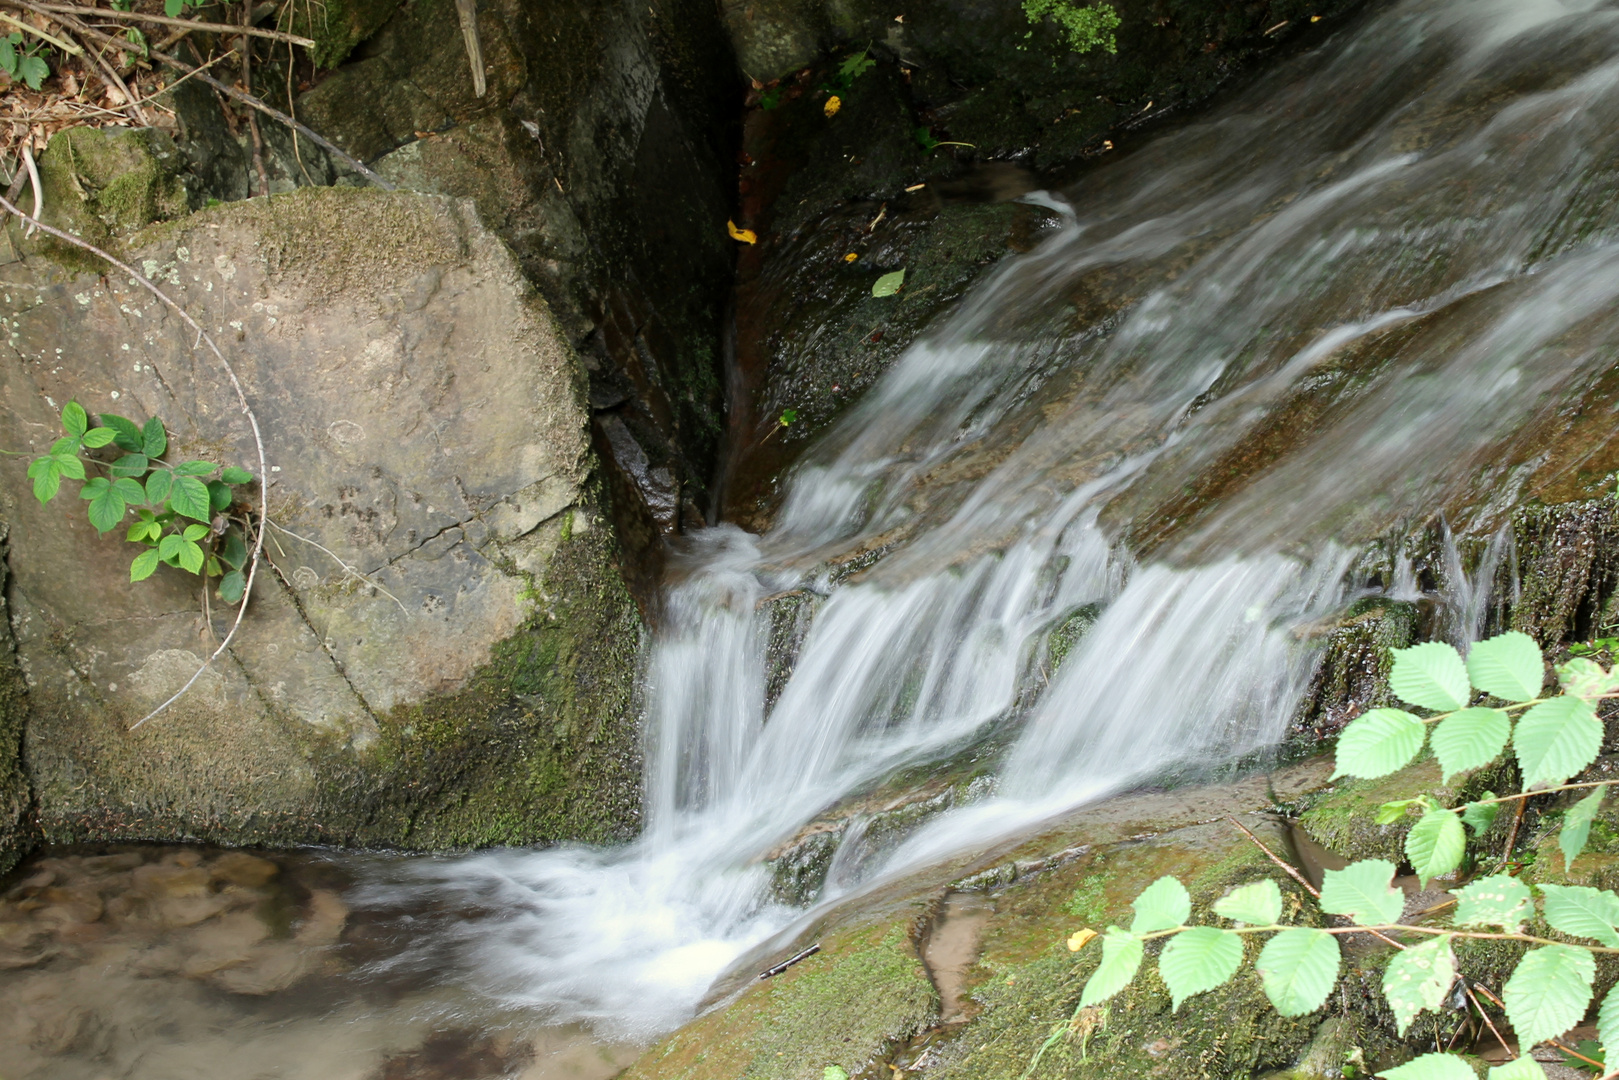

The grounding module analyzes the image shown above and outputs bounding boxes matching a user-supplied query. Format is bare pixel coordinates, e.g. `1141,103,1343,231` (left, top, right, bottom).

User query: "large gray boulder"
0,186,642,854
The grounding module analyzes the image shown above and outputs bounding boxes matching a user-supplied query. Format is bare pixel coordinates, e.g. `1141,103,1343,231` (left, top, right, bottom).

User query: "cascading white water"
363,0,1619,1041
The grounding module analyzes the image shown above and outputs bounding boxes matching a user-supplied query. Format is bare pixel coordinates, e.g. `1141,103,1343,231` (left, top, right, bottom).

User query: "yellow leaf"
727,220,757,244
1067,928,1099,952
844,252,859,263
824,95,842,118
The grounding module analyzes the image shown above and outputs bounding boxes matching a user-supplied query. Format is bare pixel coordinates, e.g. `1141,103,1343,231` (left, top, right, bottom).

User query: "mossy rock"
1297,759,1463,865
285,0,404,68
24,127,190,272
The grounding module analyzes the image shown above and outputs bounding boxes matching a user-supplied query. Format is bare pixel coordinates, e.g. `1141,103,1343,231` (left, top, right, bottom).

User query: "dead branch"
7,0,315,46
0,193,268,730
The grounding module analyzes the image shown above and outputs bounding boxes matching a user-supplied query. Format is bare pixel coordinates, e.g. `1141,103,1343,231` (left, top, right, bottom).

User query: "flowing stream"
13,0,1619,1072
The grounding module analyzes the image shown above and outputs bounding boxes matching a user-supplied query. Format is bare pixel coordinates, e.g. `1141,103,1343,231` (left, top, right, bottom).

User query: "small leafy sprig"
1051,631,1619,1080
27,401,256,602
0,31,51,90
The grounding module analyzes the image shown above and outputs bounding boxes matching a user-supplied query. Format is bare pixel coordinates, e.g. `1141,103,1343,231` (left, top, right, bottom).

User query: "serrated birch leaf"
1536,884,1619,947
1598,984,1619,1058
1466,631,1545,702
1430,708,1510,782
1255,928,1339,1016
1515,696,1602,789
1502,944,1594,1049
1488,1059,1548,1080
1332,708,1425,779
1461,798,1500,836
1453,874,1532,930
1561,788,1606,871
1130,876,1190,934
1078,928,1143,1008
1390,641,1471,711
1213,879,1282,926
1158,927,1242,1010
1382,1055,1482,1080
1382,934,1457,1035
1319,859,1402,926
1406,808,1466,888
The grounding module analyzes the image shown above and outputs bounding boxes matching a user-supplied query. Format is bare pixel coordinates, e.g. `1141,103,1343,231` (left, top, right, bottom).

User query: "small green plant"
1049,630,1619,1079
0,32,50,90
1022,0,1121,55
28,401,256,603
1569,637,1619,658
818,47,876,99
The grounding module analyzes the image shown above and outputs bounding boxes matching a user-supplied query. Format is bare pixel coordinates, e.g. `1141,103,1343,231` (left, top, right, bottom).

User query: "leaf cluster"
1021,0,1121,55
0,31,50,90
26,401,255,602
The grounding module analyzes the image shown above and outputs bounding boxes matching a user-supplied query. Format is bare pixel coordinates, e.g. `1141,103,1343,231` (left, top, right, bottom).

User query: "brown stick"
0,194,267,730
2,0,393,190
30,5,143,125
1496,798,1528,873
1463,984,1516,1061
7,0,316,46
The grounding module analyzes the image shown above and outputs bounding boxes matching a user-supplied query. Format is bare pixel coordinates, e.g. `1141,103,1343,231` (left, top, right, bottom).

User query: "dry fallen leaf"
1067,928,1099,951
824,95,841,118
844,252,858,262
727,219,757,244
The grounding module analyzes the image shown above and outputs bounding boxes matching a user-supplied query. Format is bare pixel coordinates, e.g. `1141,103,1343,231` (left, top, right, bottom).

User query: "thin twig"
32,5,142,125
20,146,41,238
263,518,409,614
1229,815,1318,897
7,0,316,45
0,8,80,52
0,194,268,731
1550,1038,1604,1069
1463,983,1516,1061
1496,798,1528,874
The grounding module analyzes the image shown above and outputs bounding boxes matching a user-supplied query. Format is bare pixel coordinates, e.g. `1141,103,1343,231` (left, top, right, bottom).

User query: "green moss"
1297,759,1461,864
284,0,403,68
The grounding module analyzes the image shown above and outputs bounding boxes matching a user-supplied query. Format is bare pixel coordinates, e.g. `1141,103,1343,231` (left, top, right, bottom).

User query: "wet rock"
181,910,271,977
131,864,211,900
210,851,281,888
0,521,28,878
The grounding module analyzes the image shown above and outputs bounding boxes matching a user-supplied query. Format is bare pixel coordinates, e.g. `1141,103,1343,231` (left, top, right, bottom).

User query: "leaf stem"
1140,921,1619,953
1454,778,1619,811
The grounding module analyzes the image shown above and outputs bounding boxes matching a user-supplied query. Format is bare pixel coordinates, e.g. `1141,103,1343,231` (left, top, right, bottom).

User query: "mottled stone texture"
0,187,642,856
0,520,30,876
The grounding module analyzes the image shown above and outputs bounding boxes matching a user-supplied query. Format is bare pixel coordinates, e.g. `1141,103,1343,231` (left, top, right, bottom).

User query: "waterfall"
359,0,1619,1040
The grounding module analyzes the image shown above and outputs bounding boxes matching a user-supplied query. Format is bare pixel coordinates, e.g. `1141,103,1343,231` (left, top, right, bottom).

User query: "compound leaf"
182,523,209,542
1382,934,1457,1035
1130,876,1190,934
1213,879,1282,926
101,413,143,452
1319,859,1403,926
177,539,204,575
1453,874,1532,930
1332,708,1425,779
145,469,171,506
129,546,161,582
1255,928,1339,1017
1537,884,1619,948
1502,944,1594,1049
81,426,116,449
1561,788,1606,872
1078,928,1143,1008
1466,631,1545,702
1406,808,1466,889
1382,1056,1488,1080
85,482,126,534
1430,708,1510,783
168,475,211,522
1158,926,1242,1010
1515,696,1602,790
1390,641,1471,712
157,533,183,561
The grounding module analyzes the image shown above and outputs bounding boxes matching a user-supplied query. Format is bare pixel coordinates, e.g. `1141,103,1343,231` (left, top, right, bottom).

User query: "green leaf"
1558,657,1619,702
872,269,906,297
110,452,148,478
1158,927,1241,1010
1254,928,1339,1017
173,460,216,477
1453,874,1532,930
220,466,254,485
205,556,221,578
1331,708,1425,779
1536,884,1619,948
81,426,116,449
1377,798,1421,825
1130,876,1190,934
168,475,211,522
17,53,46,91
219,531,247,570
1488,1058,1549,1080
1319,859,1403,926
1502,944,1594,1049
1598,985,1619,1060
1078,928,1143,1008
177,539,205,575
1429,707,1511,783
207,479,232,512
86,482,127,534
27,456,61,503
1562,788,1606,872
1406,808,1466,889
217,569,246,604
127,516,161,544
182,523,209,542
101,413,144,453
1462,797,1500,836
111,478,145,504
1212,879,1282,926
1382,1055,1490,1080
129,546,161,582
1382,934,1457,1035
1515,696,1603,789
145,469,172,506
1466,630,1545,702
1389,641,1471,711
823,1069,849,1080
158,533,183,561
61,401,87,438
142,416,166,458
79,476,109,500
55,454,85,481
